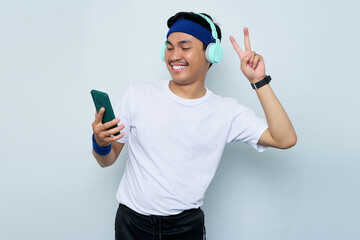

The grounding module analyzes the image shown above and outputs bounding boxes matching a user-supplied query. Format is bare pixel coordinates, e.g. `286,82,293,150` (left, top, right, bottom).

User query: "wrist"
92,134,112,156
93,134,108,147
251,75,271,90
249,75,266,84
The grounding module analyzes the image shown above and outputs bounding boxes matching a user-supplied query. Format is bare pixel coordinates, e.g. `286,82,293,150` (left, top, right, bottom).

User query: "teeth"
172,65,187,70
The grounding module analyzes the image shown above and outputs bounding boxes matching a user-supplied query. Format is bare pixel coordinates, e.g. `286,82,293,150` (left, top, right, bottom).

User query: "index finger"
244,27,251,51
229,36,243,55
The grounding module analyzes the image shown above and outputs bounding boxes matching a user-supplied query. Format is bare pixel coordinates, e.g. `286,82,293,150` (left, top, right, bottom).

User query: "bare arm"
230,28,297,149
255,84,297,149
92,107,126,167
92,141,125,167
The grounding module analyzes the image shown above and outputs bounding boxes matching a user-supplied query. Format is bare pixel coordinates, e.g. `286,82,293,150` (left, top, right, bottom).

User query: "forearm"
92,147,118,167
256,84,297,148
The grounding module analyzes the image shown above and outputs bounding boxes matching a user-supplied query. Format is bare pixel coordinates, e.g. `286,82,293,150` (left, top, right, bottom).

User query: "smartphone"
91,89,120,136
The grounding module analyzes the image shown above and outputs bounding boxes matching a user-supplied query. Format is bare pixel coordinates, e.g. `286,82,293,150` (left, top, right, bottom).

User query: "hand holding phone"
91,90,125,146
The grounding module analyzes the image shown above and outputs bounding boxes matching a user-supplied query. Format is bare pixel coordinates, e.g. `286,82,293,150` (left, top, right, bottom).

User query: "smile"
170,63,188,72
172,65,187,70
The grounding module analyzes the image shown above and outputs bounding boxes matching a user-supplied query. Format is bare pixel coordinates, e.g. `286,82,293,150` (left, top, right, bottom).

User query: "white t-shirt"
115,80,268,216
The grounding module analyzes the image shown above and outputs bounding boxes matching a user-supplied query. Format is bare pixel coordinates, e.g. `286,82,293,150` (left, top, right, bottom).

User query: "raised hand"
229,27,266,84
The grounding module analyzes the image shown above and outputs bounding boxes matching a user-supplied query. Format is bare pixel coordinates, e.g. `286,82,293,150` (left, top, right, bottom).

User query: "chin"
171,76,193,85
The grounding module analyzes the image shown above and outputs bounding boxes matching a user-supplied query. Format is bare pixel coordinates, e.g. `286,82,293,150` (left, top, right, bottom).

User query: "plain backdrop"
1,0,359,239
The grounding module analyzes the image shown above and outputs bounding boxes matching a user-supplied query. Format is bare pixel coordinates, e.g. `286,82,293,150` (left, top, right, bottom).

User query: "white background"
1,0,359,239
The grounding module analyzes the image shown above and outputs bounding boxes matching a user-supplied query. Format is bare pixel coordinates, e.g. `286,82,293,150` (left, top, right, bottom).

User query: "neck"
168,79,207,99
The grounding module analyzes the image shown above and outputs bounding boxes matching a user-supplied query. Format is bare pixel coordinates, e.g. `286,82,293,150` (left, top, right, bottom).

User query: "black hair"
167,12,222,68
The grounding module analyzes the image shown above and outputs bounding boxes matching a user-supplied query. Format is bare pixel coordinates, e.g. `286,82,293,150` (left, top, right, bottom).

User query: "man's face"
165,32,210,85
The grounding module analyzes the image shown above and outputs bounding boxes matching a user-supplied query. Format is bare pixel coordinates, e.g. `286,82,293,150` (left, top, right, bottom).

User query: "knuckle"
96,129,105,137
93,124,101,132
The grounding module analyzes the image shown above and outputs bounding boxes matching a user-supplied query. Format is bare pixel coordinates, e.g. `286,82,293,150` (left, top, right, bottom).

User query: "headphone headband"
193,12,219,42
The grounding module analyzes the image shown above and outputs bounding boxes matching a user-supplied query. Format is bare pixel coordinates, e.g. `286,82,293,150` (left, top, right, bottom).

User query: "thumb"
95,107,105,124
241,53,251,69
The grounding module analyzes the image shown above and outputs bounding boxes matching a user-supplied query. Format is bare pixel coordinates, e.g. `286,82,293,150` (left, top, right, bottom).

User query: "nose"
169,48,182,62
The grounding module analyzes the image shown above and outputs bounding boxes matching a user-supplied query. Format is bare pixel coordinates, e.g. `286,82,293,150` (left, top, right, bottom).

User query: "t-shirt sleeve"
226,103,268,152
114,85,133,144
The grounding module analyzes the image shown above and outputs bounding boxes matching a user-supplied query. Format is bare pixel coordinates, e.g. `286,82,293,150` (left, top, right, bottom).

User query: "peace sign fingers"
244,27,251,51
229,36,243,55
230,35,250,61
230,27,252,60
230,27,266,83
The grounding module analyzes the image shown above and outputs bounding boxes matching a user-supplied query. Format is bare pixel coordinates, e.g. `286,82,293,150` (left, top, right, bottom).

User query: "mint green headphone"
161,12,223,64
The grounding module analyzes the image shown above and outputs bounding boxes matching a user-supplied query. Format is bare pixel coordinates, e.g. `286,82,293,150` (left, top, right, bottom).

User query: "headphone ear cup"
161,42,166,62
206,43,223,63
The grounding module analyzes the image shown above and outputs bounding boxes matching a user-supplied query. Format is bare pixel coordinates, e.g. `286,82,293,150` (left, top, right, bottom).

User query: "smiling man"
91,11,296,240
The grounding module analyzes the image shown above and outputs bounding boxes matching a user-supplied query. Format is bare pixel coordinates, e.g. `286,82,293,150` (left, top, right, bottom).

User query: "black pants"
115,204,206,240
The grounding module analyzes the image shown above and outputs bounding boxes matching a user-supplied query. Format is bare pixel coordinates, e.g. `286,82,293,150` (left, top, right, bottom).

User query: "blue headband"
166,19,215,46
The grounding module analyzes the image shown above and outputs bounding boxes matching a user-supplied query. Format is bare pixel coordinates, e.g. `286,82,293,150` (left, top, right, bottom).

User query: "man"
91,11,296,240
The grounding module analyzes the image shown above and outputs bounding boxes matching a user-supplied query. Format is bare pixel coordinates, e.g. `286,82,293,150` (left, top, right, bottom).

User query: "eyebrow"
166,40,193,46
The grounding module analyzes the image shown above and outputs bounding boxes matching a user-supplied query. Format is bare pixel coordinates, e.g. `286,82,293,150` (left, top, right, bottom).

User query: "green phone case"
91,89,120,136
